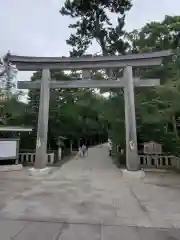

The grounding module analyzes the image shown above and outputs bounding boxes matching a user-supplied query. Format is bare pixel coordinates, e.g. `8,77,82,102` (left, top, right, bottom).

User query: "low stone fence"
139,155,180,170
18,152,55,165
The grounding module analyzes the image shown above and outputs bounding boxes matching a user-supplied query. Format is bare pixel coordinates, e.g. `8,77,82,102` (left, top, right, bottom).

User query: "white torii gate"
4,50,172,173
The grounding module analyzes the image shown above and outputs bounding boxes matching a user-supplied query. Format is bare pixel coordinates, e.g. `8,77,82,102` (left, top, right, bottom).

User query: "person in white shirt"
108,141,112,156
81,144,87,157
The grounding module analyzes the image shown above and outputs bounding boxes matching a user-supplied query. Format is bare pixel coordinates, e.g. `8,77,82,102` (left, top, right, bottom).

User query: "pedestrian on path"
108,141,112,156
81,144,87,157
85,143,88,156
76,146,82,158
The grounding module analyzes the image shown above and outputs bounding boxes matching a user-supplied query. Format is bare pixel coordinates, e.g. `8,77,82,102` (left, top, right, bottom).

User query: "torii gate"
4,50,172,173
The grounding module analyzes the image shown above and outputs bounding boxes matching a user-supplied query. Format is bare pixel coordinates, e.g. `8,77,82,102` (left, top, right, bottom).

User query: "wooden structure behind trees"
143,141,162,155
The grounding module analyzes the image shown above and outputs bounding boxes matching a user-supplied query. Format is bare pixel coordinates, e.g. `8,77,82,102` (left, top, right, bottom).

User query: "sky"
0,0,180,82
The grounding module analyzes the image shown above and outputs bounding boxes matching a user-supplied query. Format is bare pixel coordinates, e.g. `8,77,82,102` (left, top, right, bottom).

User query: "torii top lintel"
4,50,172,71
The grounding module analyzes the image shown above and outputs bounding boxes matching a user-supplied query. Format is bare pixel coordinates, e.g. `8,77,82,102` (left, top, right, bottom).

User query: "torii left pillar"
30,69,50,174
124,66,139,171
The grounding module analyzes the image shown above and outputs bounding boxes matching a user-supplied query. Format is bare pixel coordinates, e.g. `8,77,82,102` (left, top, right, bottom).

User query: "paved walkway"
0,144,180,239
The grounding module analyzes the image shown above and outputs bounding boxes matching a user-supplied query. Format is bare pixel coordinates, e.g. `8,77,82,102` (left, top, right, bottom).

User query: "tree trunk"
172,115,179,140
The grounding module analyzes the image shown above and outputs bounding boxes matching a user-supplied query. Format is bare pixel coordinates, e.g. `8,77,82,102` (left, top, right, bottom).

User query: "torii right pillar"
123,66,140,172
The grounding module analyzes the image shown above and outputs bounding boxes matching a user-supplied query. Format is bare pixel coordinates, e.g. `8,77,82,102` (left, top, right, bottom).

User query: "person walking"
81,144,87,157
78,146,82,157
108,141,112,156
86,144,88,156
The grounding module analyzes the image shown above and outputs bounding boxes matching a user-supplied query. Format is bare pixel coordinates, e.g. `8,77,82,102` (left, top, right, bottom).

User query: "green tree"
98,16,180,156
0,58,26,126
60,0,132,56
126,16,180,155
126,15,180,52
60,0,132,151
27,70,109,150
136,48,180,154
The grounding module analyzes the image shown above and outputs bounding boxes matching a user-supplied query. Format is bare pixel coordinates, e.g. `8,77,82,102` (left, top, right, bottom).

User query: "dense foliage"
60,4,180,155
26,70,108,150
60,0,132,56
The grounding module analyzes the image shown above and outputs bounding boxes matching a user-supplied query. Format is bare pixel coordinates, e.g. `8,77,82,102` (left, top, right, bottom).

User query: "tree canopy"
25,70,109,150
60,0,132,56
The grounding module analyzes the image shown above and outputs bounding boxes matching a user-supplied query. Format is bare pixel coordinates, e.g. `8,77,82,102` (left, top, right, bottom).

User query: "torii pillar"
30,69,51,175
124,66,139,171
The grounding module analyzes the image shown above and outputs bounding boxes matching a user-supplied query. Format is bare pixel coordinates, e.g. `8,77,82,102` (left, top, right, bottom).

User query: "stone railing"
18,152,55,165
139,155,180,170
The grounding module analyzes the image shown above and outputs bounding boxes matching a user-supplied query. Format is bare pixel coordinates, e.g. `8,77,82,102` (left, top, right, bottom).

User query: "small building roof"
0,126,33,132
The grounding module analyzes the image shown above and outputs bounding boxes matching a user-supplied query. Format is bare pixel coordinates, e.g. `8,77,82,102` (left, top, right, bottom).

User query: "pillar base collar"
121,169,145,181
28,167,52,176
0,164,22,172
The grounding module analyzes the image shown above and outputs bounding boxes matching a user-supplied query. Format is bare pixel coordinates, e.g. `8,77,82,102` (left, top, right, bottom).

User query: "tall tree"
60,0,132,151
126,16,180,154
126,15,180,53
60,0,132,56
1,53,18,95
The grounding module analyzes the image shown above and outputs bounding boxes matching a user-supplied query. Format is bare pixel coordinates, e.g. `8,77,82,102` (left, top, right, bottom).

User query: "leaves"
60,0,132,56
27,70,109,148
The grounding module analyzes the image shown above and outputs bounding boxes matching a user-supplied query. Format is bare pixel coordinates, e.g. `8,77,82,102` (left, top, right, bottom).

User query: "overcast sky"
1,0,180,81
